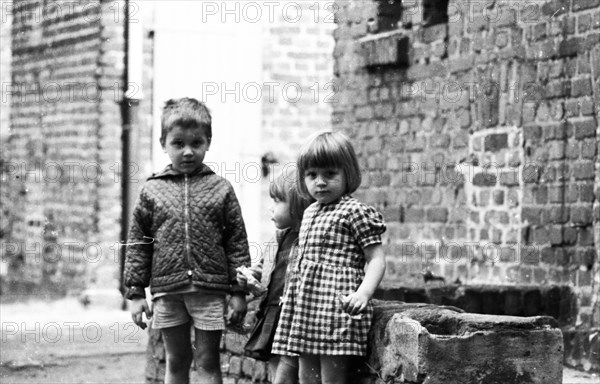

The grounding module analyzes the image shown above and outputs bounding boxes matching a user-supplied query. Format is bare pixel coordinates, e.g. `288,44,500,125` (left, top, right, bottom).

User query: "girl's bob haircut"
297,131,362,197
270,166,314,224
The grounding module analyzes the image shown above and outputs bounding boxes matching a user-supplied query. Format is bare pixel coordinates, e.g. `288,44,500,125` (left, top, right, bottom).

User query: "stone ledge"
368,300,563,384
358,30,411,68
374,284,577,326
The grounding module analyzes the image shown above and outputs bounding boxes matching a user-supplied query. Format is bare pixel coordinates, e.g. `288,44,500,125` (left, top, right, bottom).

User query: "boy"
124,98,250,384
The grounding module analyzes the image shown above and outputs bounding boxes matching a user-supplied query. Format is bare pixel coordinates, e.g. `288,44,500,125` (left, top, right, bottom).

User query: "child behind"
124,98,251,384
271,131,387,384
237,166,314,384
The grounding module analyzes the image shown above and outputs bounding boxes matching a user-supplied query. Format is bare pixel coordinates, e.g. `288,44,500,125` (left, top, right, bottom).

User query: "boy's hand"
227,293,247,325
130,298,152,330
339,291,370,317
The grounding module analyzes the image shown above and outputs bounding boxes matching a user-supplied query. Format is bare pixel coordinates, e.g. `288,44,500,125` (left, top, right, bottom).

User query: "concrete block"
369,301,563,384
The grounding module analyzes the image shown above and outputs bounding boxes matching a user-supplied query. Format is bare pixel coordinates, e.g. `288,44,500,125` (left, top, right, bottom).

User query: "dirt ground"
1,297,148,384
1,297,598,384
0,353,146,384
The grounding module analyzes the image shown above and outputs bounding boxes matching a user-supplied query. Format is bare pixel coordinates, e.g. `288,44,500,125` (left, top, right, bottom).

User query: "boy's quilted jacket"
124,164,250,299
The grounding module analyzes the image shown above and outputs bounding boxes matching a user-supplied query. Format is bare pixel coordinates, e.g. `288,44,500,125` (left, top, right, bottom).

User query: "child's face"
162,125,210,174
270,198,294,229
304,167,346,205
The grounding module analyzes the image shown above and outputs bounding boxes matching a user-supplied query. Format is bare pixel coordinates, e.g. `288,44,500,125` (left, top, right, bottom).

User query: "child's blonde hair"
297,131,362,197
270,166,314,224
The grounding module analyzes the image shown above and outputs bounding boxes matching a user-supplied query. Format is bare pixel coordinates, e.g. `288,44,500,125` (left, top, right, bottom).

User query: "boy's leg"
193,328,223,384
320,356,350,384
273,355,299,384
298,355,321,384
162,323,193,384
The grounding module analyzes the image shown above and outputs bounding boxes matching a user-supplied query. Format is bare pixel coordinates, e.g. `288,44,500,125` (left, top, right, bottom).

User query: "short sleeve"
348,203,386,250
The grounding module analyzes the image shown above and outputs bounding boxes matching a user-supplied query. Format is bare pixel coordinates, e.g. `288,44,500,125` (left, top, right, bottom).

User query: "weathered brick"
571,77,593,96
548,140,565,159
573,161,595,179
355,105,374,121
594,10,600,28
532,22,548,41
541,247,556,265
563,227,579,245
579,183,595,201
573,0,600,12
578,13,593,33
523,124,542,143
534,185,548,204
533,227,550,245
579,227,595,245
541,0,571,16
576,249,596,269
571,118,597,139
571,205,594,225
228,356,243,376
530,39,558,59
473,173,497,186
241,358,254,377
252,360,267,382
500,170,519,186
559,37,583,57
581,139,597,158
426,207,448,222
484,133,508,152
547,79,572,98
522,163,541,183
384,206,401,222
522,207,542,225
548,206,570,224
404,208,424,222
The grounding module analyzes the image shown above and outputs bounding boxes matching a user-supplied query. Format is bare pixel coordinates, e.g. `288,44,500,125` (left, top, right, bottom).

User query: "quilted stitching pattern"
124,165,250,296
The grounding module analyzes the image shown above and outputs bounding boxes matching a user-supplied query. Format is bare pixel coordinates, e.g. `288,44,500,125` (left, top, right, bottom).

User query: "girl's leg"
298,355,321,384
268,356,280,381
273,355,299,384
193,329,223,384
320,356,350,384
161,323,193,384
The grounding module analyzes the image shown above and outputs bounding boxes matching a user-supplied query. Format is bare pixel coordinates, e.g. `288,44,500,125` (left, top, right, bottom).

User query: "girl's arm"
340,243,386,316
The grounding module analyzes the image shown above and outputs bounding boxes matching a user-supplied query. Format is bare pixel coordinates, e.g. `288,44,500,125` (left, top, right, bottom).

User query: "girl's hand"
236,271,248,289
227,293,247,325
339,243,386,318
130,298,152,330
339,291,370,316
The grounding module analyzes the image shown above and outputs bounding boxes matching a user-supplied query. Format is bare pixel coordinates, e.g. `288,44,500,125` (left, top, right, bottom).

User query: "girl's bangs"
301,139,346,170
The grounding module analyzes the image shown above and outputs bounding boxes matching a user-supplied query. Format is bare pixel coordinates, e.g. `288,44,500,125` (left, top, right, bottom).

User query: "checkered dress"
271,195,386,356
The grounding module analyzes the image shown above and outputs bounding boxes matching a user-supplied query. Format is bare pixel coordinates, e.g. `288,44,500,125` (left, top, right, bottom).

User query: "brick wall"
258,1,335,243
4,0,126,297
332,0,598,371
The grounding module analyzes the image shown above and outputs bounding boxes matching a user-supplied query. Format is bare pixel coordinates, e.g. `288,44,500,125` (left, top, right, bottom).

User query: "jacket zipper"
184,174,193,278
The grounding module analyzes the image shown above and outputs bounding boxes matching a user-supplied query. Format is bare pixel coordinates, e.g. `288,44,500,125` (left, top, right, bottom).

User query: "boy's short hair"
297,131,362,197
270,166,314,223
160,98,212,146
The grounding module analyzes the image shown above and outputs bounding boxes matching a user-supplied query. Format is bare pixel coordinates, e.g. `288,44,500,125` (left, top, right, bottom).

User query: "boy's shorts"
152,291,226,331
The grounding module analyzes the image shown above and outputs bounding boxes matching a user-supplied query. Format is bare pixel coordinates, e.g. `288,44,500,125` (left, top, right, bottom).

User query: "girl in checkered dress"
271,132,387,384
